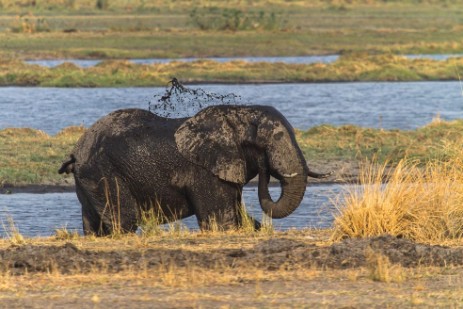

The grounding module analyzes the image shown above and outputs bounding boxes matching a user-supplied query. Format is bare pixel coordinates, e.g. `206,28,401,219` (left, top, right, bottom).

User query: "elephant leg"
188,179,254,231
76,177,139,236
189,185,237,230
98,177,140,235
75,182,104,235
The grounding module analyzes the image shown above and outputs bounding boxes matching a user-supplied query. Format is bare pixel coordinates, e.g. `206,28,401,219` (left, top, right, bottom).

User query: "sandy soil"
0,231,462,308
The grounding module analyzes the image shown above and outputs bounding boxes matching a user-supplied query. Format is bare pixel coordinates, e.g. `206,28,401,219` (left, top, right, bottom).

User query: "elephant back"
72,108,182,174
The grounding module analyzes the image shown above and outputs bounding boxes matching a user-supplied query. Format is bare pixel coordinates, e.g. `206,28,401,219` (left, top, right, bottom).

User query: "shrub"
332,153,463,243
9,14,49,33
189,8,287,31
96,0,109,10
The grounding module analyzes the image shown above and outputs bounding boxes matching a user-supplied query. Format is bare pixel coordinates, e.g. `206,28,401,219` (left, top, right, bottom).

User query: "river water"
25,54,463,67
0,184,351,237
1,82,463,134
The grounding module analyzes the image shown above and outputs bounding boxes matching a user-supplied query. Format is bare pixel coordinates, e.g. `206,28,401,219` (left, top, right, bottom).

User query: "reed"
2,216,25,245
365,247,405,283
332,148,463,242
54,227,79,240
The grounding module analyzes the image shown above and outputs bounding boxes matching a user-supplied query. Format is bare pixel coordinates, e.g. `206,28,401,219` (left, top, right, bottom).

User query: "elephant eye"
273,132,284,141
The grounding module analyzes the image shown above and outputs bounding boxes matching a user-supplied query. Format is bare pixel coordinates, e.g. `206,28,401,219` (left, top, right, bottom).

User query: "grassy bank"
0,1,463,59
2,118,463,186
2,54,463,86
0,126,84,186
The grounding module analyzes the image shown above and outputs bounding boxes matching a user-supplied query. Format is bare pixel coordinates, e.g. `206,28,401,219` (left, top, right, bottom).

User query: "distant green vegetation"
296,118,463,165
2,118,463,186
0,0,462,59
1,54,463,86
0,126,84,186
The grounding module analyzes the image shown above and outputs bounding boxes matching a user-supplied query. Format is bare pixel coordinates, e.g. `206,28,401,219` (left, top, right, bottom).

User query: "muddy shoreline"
0,178,355,194
2,234,463,276
1,231,463,308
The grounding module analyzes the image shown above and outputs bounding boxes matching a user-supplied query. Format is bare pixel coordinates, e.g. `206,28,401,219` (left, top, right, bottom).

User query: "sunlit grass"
1,54,463,86
2,216,25,246
365,247,405,283
1,0,462,60
331,146,463,243
54,226,79,241
0,226,461,306
138,206,189,238
0,126,84,185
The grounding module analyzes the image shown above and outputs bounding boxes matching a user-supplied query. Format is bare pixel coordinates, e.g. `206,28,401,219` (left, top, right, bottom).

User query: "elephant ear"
174,108,246,184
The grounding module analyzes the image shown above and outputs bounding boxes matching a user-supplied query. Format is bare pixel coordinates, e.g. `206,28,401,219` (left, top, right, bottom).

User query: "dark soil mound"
1,235,462,275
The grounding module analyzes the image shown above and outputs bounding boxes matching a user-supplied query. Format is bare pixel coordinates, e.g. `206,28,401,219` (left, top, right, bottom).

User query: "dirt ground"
0,230,462,308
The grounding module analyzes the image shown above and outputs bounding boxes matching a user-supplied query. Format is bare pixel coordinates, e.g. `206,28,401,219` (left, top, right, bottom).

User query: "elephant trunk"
257,163,307,219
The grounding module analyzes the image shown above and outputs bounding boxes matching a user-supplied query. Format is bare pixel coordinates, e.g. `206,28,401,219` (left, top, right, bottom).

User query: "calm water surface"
25,54,463,67
25,56,339,67
1,82,463,134
0,184,349,237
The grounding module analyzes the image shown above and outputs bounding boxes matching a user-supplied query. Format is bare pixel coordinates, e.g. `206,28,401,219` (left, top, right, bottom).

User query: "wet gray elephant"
59,105,328,236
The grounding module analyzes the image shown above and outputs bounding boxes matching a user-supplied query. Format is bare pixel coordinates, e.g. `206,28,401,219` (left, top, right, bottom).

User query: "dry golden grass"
0,230,461,307
332,148,463,243
2,55,463,87
365,247,405,283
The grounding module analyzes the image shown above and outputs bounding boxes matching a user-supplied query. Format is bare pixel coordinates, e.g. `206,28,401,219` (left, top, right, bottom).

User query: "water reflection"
0,184,349,238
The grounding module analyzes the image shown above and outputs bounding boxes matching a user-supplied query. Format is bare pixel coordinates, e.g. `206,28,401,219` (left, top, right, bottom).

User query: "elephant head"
174,105,309,219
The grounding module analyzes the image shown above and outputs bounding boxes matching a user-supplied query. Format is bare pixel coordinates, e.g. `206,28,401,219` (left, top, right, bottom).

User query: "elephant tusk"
283,172,298,178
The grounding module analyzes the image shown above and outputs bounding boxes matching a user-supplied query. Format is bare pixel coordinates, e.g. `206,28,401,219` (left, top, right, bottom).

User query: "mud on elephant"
59,105,328,236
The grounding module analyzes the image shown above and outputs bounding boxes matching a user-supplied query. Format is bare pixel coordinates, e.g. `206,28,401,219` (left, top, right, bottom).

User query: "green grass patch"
2,54,463,86
0,127,85,185
296,118,463,164
0,1,463,58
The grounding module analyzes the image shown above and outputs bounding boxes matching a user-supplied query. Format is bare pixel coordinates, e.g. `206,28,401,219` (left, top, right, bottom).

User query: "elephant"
59,105,328,236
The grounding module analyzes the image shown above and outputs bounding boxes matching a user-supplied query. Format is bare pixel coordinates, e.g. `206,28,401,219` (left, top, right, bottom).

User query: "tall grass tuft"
365,247,405,283
238,202,274,236
3,216,25,245
332,150,463,243
138,200,188,238
139,208,164,237
54,226,80,240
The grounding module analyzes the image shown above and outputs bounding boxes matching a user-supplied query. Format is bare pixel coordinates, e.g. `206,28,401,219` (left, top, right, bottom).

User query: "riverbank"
0,230,462,307
2,54,463,86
